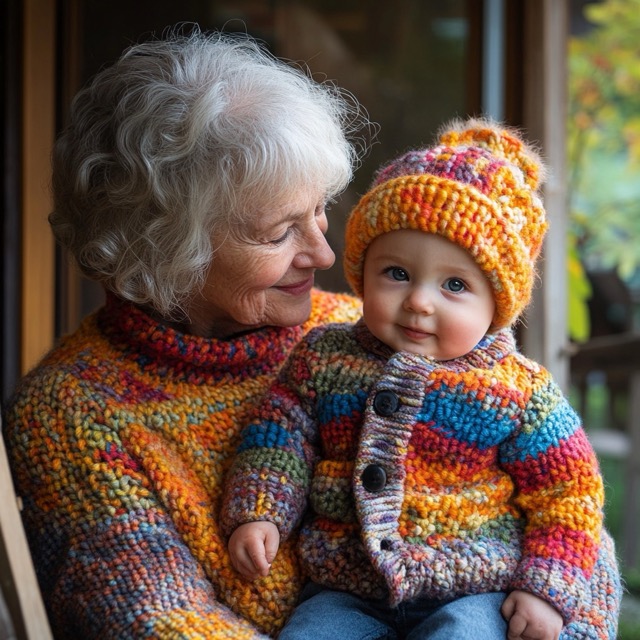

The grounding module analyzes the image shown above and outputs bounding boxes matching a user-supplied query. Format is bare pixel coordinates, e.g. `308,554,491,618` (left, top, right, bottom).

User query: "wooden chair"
0,414,52,640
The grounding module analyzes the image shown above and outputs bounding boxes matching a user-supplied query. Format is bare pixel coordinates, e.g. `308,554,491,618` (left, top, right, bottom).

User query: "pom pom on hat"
343,117,548,330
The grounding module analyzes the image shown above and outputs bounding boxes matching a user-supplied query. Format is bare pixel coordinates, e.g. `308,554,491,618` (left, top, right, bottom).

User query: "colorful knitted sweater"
222,320,622,638
2,290,362,640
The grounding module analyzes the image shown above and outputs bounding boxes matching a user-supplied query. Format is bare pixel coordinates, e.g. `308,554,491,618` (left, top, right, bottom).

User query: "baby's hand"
501,590,563,640
228,521,280,580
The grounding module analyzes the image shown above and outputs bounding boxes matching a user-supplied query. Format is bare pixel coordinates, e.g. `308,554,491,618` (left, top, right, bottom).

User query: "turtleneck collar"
97,293,304,381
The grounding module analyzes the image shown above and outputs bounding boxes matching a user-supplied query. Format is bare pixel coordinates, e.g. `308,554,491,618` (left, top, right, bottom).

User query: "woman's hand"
228,521,280,580
501,590,563,640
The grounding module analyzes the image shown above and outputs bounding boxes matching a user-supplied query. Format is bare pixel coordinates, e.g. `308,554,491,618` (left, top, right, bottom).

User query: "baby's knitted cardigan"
222,320,622,638
2,290,361,639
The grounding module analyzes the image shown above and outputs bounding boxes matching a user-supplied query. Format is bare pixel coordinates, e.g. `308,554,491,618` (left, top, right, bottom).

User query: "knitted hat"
343,118,548,330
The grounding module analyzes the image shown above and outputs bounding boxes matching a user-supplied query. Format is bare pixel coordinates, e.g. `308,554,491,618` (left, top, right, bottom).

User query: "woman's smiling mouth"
275,276,315,296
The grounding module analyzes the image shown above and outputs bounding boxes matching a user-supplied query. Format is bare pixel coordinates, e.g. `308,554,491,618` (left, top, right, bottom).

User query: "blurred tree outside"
568,0,640,341
568,3,640,605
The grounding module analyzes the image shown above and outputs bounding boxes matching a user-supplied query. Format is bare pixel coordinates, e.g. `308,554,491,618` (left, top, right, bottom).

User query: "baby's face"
362,230,495,360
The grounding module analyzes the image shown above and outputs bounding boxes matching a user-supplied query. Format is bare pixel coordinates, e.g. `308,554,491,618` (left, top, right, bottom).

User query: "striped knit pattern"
2,289,361,640
222,320,622,638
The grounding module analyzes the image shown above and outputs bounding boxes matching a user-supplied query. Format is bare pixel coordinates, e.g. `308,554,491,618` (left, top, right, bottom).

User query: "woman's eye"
444,277,466,293
384,267,409,281
270,229,292,245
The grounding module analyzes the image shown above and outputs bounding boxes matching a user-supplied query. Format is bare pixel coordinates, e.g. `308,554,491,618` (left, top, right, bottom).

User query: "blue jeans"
278,583,508,640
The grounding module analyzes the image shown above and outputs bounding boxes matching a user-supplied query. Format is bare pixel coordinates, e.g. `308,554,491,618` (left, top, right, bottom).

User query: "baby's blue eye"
444,277,466,292
385,267,409,281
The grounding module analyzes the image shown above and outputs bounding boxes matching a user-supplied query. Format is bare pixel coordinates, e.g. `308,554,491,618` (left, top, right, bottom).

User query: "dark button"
361,464,387,492
380,539,393,551
373,390,400,416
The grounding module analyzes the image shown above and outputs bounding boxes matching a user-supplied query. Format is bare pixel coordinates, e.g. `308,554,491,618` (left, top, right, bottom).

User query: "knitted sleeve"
499,366,605,623
221,339,319,541
3,371,270,640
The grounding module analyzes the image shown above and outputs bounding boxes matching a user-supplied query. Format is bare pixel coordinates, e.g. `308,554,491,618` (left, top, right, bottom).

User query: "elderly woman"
3,30,368,639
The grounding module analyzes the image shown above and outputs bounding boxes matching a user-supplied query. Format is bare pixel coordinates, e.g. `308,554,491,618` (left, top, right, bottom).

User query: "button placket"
361,390,401,492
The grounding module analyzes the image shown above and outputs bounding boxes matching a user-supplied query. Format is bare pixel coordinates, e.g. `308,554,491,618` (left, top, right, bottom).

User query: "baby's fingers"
506,611,528,639
228,522,279,580
246,539,272,576
230,543,267,580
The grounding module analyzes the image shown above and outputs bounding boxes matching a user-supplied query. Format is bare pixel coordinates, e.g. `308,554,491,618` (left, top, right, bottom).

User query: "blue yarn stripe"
316,389,368,423
238,421,291,451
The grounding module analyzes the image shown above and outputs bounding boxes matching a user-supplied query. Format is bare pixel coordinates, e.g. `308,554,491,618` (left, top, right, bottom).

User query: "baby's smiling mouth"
400,325,434,340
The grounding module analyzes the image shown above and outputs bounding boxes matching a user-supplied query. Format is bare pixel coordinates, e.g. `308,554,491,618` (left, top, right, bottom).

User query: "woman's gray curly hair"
51,27,369,319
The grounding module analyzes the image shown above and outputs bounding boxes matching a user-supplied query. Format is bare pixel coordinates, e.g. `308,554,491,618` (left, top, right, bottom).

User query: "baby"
222,118,620,640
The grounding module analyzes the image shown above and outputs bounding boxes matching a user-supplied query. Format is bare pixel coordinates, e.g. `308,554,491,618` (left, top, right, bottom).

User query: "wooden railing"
570,332,640,571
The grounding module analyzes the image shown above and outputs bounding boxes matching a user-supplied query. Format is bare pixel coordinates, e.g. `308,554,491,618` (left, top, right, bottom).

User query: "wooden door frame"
20,0,57,376
520,0,570,390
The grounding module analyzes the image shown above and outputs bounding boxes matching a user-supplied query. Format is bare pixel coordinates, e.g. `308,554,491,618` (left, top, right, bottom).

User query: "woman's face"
185,188,335,338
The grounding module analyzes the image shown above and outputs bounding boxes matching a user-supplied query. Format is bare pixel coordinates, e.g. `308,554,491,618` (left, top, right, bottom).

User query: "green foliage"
567,237,592,342
567,0,640,340
568,0,640,286
619,621,640,640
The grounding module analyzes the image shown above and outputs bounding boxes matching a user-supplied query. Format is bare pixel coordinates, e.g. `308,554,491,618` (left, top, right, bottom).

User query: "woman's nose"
314,235,336,270
294,225,335,270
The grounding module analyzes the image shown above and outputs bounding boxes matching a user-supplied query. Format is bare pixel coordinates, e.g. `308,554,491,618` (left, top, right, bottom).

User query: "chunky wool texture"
222,321,622,638
343,120,548,330
3,290,362,639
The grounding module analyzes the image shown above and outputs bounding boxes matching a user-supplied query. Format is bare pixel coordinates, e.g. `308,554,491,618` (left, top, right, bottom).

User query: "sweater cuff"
220,448,309,539
510,556,588,623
